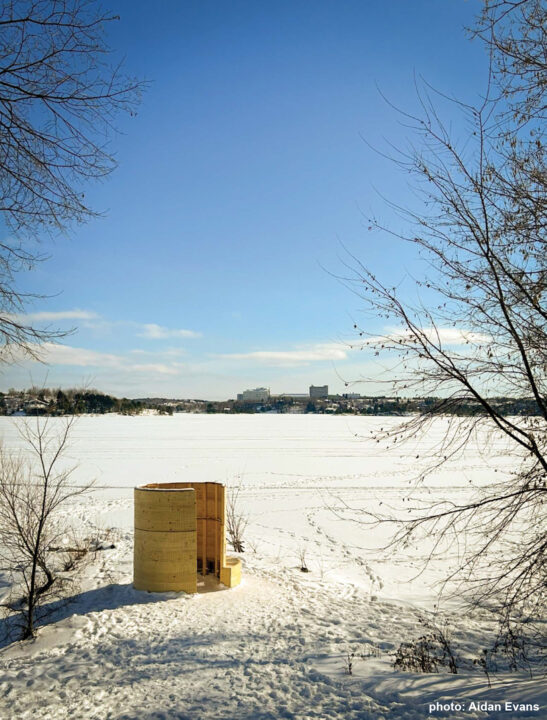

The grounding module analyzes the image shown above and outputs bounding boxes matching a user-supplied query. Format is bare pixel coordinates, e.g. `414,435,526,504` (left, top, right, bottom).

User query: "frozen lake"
1,414,542,720
0,413,514,603
0,412,514,489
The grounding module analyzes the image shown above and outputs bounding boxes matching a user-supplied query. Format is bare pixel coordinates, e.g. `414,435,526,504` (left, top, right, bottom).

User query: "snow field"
0,415,543,719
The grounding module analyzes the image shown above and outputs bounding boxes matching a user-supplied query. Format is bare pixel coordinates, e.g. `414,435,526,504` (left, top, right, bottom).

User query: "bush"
394,620,457,674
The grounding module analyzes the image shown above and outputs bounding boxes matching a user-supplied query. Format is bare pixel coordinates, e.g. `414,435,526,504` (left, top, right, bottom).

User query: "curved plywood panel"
134,486,197,593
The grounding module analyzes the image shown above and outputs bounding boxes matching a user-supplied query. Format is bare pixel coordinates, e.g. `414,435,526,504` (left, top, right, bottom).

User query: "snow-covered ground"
0,414,543,719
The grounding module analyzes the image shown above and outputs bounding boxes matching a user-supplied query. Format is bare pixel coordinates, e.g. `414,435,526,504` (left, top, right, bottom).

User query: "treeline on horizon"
0,388,172,416
0,388,541,417
227,395,542,417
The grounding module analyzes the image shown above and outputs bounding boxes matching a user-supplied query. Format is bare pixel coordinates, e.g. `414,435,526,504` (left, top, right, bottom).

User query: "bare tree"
0,416,92,639
0,0,143,357
474,0,546,126
345,0,546,622
226,483,247,553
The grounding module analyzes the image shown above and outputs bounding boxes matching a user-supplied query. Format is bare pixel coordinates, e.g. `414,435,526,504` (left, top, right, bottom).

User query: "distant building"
237,387,270,403
309,385,328,399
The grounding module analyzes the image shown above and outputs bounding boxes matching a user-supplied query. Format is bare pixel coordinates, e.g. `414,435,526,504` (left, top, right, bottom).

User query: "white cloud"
129,347,186,358
426,327,491,345
217,343,349,367
7,309,100,323
38,343,124,368
218,327,491,372
137,323,202,340
22,343,185,376
363,326,492,347
130,363,181,376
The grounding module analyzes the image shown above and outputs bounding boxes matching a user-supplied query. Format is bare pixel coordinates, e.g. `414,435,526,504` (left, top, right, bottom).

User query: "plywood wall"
133,482,241,592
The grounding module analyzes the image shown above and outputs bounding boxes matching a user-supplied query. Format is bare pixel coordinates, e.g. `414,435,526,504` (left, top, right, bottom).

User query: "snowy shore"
0,415,543,719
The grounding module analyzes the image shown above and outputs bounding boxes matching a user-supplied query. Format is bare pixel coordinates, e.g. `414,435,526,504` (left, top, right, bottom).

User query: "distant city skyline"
0,0,488,400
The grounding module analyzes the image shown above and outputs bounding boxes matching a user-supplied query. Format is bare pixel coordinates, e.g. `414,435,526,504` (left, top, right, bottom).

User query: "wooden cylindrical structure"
133,481,241,593
134,486,197,593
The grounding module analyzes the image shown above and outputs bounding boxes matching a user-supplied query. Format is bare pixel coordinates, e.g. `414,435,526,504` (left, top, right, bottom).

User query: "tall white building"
237,387,270,403
309,385,328,398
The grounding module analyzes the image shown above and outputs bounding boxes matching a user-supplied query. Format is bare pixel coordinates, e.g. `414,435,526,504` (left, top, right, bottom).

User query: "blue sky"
2,0,488,399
